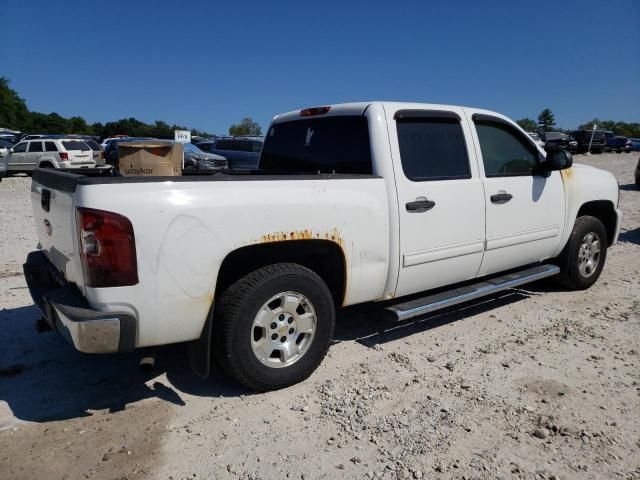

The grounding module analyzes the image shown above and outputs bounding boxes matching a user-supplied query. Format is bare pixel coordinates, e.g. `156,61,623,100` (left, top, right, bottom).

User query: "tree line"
516,108,640,138
0,77,262,139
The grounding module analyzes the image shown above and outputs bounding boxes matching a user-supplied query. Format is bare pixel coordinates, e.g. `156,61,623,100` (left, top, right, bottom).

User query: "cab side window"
45,141,58,152
475,121,538,176
396,116,470,181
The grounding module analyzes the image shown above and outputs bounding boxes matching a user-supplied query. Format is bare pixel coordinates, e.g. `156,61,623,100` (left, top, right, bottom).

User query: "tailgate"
31,170,85,287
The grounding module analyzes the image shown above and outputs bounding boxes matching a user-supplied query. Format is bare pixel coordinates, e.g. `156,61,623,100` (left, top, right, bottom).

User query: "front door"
388,106,486,297
7,141,28,171
469,113,565,276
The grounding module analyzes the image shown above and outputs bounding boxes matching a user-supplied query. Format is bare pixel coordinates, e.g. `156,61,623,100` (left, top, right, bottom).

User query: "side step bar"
386,264,560,322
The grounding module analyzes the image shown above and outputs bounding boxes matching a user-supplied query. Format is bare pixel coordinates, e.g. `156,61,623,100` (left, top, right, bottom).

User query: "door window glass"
396,118,470,181
12,142,27,153
45,141,58,152
475,121,538,176
28,142,43,152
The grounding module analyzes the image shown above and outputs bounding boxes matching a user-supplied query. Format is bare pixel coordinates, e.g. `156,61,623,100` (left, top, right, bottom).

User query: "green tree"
229,117,262,136
537,109,556,132
516,118,538,132
0,77,30,131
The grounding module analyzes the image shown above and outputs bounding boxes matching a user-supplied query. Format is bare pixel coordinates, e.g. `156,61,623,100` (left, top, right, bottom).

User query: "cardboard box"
117,140,183,177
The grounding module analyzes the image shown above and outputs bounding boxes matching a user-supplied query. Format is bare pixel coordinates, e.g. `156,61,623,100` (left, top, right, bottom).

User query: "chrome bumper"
23,251,136,353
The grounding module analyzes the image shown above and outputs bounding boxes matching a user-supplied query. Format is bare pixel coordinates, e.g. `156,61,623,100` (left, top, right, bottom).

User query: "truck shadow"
0,281,548,424
618,227,640,246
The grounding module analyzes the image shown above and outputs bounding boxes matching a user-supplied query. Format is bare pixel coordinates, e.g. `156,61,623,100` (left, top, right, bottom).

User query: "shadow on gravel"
619,183,639,191
0,278,556,424
335,287,537,348
0,305,247,425
618,227,640,246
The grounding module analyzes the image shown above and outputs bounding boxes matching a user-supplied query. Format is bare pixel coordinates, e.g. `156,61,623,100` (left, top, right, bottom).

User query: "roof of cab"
271,101,509,125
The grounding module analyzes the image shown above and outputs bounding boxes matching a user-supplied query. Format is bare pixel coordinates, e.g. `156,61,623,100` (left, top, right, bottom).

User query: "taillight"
76,207,138,287
300,106,331,117
59,152,69,161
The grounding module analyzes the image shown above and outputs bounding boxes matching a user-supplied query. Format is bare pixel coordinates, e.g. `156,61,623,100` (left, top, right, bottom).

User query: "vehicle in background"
191,136,217,145
540,131,577,153
24,101,621,391
183,143,228,171
635,158,640,186
527,132,545,148
0,139,14,157
570,129,606,153
197,136,264,169
604,131,628,153
3,138,96,173
82,138,105,165
102,137,153,166
627,138,640,152
101,135,130,149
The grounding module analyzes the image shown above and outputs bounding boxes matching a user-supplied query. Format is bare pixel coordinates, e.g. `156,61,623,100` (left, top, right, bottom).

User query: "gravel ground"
1,153,639,480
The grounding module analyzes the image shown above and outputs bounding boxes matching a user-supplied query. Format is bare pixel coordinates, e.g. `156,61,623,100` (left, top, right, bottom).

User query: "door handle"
490,192,513,204
406,198,436,213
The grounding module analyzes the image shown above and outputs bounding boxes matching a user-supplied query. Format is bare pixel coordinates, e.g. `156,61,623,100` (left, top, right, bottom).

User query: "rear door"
388,107,486,297
27,141,44,169
469,113,565,276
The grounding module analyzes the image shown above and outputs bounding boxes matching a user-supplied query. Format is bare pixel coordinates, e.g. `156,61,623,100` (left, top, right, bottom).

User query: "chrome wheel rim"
250,291,317,368
578,232,601,278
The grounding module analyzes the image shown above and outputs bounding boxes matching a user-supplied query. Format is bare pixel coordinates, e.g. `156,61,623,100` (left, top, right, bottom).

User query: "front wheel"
554,216,607,290
214,263,335,391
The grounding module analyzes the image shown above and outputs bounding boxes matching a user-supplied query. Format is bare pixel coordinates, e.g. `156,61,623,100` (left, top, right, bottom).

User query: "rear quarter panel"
76,177,390,347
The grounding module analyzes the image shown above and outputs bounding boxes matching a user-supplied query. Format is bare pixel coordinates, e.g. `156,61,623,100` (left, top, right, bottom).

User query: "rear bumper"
23,251,136,353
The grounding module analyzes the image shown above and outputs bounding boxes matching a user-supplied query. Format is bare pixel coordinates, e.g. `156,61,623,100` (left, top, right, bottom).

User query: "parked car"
540,131,577,153
3,138,96,174
635,158,640,186
197,136,264,169
527,132,545,149
24,101,621,392
0,138,14,157
627,138,640,152
183,143,228,170
570,129,606,153
604,131,628,153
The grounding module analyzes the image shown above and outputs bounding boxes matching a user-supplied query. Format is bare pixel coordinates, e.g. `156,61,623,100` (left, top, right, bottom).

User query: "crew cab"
24,102,622,391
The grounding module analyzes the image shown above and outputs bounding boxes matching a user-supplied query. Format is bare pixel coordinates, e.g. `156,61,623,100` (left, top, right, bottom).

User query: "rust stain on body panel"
259,228,344,248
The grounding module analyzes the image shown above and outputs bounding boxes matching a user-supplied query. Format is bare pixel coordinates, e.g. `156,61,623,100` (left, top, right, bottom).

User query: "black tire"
554,216,607,290
213,263,335,391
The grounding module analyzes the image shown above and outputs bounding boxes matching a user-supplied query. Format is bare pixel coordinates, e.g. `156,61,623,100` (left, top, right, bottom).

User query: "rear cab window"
260,116,372,174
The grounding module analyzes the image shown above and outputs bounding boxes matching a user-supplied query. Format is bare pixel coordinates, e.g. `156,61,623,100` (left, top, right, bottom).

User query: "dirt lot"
1,152,638,480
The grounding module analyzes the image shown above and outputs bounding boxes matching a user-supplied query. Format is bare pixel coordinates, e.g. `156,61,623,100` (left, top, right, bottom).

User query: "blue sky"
1,0,638,134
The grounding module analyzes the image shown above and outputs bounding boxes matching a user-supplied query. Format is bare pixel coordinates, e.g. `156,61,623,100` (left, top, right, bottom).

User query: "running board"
386,264,560,322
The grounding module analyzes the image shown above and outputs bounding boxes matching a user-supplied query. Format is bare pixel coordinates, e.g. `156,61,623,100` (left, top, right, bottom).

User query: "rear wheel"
555,216,607,290
214,263,335,391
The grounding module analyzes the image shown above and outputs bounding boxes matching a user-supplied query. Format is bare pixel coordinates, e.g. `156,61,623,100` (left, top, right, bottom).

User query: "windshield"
260,116,372,174
85,140,101,151
183,143,203,153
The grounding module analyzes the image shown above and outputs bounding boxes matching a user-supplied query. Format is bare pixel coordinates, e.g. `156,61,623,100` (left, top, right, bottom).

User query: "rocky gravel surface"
1,152,639,479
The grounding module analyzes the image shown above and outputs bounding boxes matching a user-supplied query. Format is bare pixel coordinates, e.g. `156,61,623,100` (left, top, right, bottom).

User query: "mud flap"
188,308,213,378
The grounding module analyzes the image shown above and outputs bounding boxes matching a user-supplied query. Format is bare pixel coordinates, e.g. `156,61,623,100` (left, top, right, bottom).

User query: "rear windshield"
85,140,101,151
260,116,372,174
62,140,90,151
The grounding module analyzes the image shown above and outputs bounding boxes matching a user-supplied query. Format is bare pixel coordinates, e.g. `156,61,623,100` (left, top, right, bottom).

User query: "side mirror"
545,147,573,171
9,148,14,153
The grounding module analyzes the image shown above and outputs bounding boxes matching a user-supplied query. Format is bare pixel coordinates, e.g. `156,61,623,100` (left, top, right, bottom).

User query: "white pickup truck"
24,102,621,391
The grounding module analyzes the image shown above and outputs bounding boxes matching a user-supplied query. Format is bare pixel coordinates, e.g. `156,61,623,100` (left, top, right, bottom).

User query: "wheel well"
577,200,617,246
215,240,347,306
38,161,54,168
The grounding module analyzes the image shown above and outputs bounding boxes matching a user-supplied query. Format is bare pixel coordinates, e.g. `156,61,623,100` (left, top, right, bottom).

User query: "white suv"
2,138,97,173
